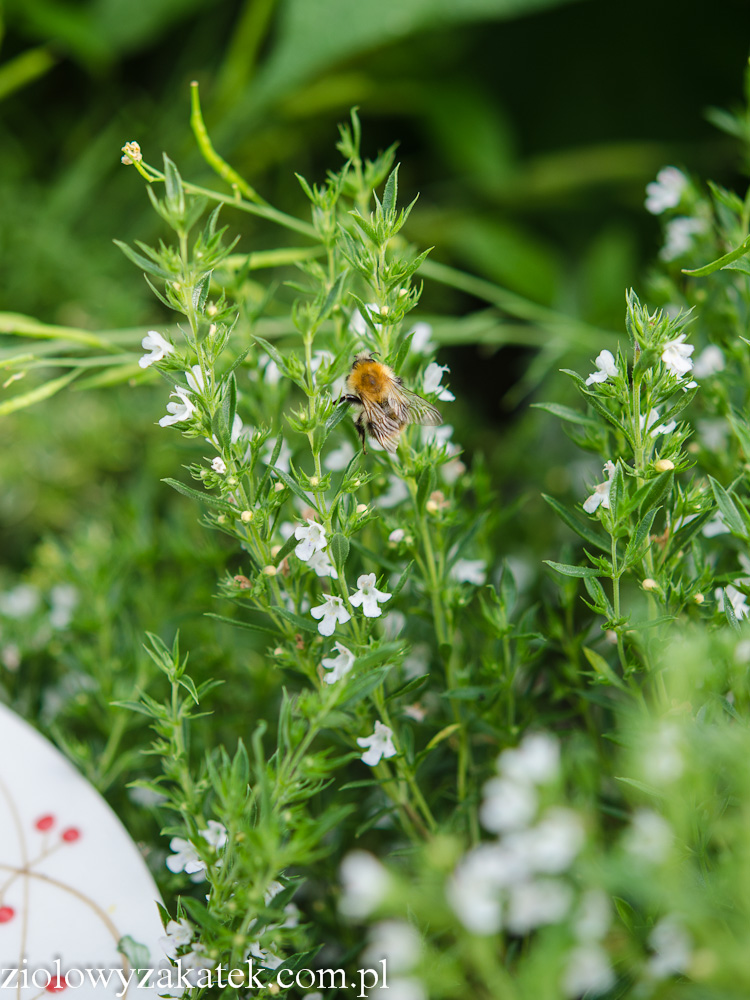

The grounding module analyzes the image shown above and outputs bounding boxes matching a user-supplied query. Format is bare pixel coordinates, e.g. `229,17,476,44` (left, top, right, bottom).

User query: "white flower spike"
423,362,455,401
350,573,392,618
585,349,618,386
322,642,355,684
159,386,195,427
583,461,616,514
295,519,328,561
139,330,174,369
357,720,397,766
310,595,351,636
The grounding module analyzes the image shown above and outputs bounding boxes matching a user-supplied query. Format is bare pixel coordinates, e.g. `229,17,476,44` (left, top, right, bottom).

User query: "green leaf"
623,507,660,569
416,466,435,513
709,476,747,539
544,560,601,579
326,401,351,433
340,665,393,708
582,647,628,692
682,232,750,276
113,240,172,280
382,164,399,215
542,494,610,553
635,471,673,517
118,936,151,970
206,613,278,637
386,674,429,703
273,466,318,512
425,723,460,751
328,532,350,568
532,401,599,428
608,461,624,526
163,154,185,216
0,369,79,415
161,478,236,514
612,897,638,933
273,532,298,567
722,588,741,632
277,607,319,634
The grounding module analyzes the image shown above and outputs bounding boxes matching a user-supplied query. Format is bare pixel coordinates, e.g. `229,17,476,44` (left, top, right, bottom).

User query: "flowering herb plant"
8,74,750,1000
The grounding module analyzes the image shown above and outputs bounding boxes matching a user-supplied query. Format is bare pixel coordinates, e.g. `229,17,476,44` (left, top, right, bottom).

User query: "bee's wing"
390,385,442,427
359,395,403,452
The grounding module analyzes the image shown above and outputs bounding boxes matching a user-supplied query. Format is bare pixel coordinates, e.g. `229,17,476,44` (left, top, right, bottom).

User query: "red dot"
35,815,55,831
0,906,14,923
46,976,67,992
61,828,80,843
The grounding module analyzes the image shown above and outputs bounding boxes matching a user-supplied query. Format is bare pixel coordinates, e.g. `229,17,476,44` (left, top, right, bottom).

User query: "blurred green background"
3,0,750,633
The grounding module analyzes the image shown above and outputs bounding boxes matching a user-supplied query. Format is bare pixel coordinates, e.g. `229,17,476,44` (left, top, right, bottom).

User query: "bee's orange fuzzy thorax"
347,357,393,397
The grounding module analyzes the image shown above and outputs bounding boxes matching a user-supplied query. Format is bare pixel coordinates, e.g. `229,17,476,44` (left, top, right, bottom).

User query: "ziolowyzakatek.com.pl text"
0,958,389,997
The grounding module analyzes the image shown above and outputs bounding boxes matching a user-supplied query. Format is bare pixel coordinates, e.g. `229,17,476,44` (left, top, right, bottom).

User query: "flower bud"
310,476,320,487
356,503,368,514
263,565,277,576
274,482,285,493
240,510,253,523
654,459,675,472
642,578,658,591
694,593,705,605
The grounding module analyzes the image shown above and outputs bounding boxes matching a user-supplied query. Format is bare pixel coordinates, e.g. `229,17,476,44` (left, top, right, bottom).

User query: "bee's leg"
336,394,361,407
354,413,367,454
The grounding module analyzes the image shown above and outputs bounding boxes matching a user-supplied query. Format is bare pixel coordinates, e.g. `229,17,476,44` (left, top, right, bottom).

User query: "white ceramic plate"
0,703,164,998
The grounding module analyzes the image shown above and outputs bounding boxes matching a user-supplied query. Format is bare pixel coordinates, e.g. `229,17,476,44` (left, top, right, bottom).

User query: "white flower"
166,838,204,876
506,878,573,934
562,944,616,998
159,386,195,427
0,583,40,618
306,548,338,578
211,457,227,474
322,642,355,684
499,732,560,785
447,844,515,934
201,820,228,851
575,890,612,942
641,409,676,438
377,476,410,508
310,595,351,636
339,850,389,917
451,559,486,585
409,322,435,354
660,217,706,261
139,330,174,369
644,723,685,783
480,777,537,833
645,167,687,214
159,918,193,959
349,573,391,617
324,440,356,471
693,345,725,378
583,461,616,514
623,809,673,863
514,808,585,874
717,584,749,620
185,364,205,394
423,362,455,401
294,519,328,561
247,941,283,971
585,349,618,386
647,917,692,979
49,584,77,629
357,721,397,766
661,333,694,378
363,921,421,974
182,943,215,982
120,140,142,165
389,528,406,544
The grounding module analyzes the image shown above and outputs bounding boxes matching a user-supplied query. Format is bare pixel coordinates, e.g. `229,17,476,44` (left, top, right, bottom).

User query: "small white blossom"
294,519,328,561
717,583,749,620
562,944,616,998
339,850,389,917
159,918,193,959
350,573,391,617
644,723,685,783
423,362,455,401
201,820,228,851
310,595,351,636
247,941,283,971
363,921,421,974
583,460,616,514
585,349,618,386
648,917,692,979
693,344,725,378
211,457,227,474
324,440,356,471
660,217,706,261
451,559,486,585
389,528,406,544
447,844,514,934
159,386,195,427
661,333,694,378
623,809,673,863
121,140,142,164
182,943,215,982
641,409,676,438
506,878,573,934
0,583,40,618
357,720,397,766
165,838,203,876
575,890,612,942
514,808,585,874
185,364,205,394
306,548,338,578
49,584,77,629
139,330,174,369
645,167,687,214
321,642,355,684
480,777,537,834
409,322,435,354
499,732,560,785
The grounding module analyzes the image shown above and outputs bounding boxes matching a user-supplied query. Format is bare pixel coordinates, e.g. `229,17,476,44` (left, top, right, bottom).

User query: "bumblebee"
338,353,442,453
